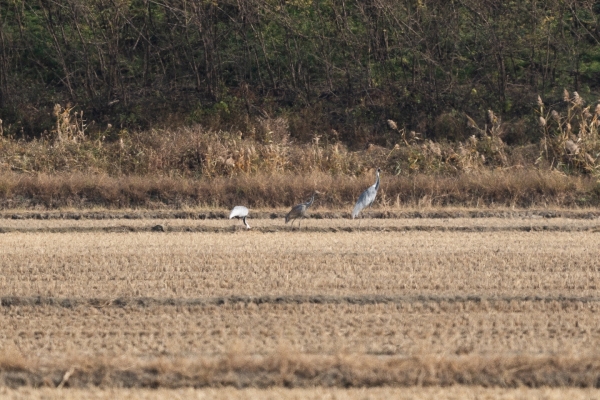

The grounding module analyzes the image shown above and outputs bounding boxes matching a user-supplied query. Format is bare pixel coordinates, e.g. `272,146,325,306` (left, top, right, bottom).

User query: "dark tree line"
0,0,599,144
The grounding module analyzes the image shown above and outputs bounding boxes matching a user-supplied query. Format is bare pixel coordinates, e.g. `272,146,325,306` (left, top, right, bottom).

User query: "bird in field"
352,168,381,220
229,206,251,229
285,191,321,230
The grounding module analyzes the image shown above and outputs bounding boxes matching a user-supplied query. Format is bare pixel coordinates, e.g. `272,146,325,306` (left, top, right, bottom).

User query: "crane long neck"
374,171,380,191
242,216,250,229
307,193,316,207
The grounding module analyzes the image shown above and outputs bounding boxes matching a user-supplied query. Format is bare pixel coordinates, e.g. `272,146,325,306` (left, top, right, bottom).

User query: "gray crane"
229,205,251,229
285,191,321,229
352,168,381,219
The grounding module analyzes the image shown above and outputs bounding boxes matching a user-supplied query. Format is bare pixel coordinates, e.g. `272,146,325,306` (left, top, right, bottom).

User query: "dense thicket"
0,0,599,145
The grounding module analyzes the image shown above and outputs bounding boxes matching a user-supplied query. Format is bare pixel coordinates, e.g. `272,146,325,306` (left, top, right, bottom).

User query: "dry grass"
1,97,599,210
2,351,600,389
538,91,600,174
0,168,597,209
3,387,600,400
11,99,600,178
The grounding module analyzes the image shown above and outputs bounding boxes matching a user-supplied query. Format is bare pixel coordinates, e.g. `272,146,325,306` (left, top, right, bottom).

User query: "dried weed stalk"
52,104,86,144
538,90,600,176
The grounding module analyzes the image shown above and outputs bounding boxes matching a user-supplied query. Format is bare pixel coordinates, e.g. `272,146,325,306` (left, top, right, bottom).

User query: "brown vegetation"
3,387,600,400
3,352,600,390
0,168,597,210
4,105,599,177
0,97,599,210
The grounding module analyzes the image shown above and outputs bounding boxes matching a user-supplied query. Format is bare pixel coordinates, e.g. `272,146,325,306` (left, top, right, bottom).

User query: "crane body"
229,206,251,229
352,168,381,219
285,191,320,229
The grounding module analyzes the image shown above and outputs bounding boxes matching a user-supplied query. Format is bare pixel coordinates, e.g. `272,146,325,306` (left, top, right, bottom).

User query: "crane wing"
229,206,249,219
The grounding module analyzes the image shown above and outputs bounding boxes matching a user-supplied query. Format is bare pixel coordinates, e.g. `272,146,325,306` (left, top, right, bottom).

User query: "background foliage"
1,0,599,145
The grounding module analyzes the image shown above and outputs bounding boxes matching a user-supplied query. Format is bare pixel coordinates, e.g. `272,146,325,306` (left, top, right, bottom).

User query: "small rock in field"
151,224,165,232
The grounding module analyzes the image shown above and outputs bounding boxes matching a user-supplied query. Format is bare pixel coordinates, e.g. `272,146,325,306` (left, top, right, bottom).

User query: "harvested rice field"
1,212,600,397
2,386,600,399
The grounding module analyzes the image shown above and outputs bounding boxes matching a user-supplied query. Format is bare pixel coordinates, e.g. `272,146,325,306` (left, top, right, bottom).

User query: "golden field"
1,218,599,299
1,214,600,393
2,386,600,400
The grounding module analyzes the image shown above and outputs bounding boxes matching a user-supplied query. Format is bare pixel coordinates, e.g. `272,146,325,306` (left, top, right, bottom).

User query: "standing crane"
229,206,251,229
285,191,321,230
352,168,381,220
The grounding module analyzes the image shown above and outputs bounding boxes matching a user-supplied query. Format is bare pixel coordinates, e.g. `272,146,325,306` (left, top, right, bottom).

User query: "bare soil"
0,215,598,234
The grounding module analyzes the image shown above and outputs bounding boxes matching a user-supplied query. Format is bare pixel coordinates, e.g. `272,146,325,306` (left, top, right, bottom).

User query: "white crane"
352,168,381,219
229,206,251,229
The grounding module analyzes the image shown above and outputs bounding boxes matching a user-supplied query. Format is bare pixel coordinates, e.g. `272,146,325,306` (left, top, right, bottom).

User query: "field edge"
2,353,600,389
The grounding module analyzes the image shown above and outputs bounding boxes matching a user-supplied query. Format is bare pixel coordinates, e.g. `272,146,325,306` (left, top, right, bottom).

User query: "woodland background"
0,1,599,208
0,0,598,142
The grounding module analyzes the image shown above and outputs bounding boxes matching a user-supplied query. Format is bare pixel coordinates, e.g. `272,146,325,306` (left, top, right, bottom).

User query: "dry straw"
2,98,596,178
0,95,598,208
537,90,600,174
